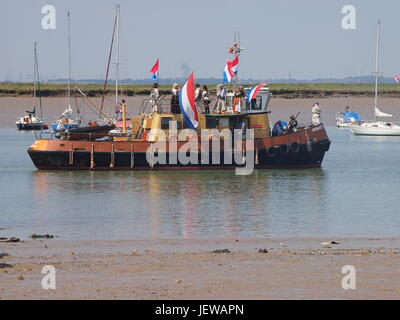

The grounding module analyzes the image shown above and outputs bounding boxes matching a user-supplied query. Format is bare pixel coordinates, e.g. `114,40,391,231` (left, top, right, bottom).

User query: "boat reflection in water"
31,169,327,240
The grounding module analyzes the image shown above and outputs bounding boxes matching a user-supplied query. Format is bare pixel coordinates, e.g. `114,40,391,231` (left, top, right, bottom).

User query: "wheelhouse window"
206,117,218,129
161,117,173,130
246,96,263,111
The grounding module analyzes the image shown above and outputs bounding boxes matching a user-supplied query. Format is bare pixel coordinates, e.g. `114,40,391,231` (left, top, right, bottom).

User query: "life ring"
279,144,290,154
267,146,277,157
290,142,300,153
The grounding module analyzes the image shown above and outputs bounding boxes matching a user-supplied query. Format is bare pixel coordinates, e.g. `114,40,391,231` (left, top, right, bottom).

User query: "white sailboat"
52,12,81,132
16,42,47,130
350,20,400,136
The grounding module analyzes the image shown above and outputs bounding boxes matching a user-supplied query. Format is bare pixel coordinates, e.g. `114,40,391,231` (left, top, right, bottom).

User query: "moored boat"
51,12,82,133
350,20,400,136
336,107,363,127
27,24,330,171
27,86,330,170
16,42,48,131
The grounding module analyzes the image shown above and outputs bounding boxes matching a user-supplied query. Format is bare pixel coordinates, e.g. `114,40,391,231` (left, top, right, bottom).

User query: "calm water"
0,126,399,240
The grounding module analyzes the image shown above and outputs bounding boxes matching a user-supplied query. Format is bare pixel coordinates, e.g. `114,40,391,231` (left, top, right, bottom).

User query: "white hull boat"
350,20,400,137
350,121,400,136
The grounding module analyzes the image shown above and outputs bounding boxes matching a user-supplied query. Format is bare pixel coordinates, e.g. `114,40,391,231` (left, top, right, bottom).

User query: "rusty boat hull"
27,125,330,170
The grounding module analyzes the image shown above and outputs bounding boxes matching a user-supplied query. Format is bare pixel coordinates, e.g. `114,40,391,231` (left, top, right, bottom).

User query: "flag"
228,42,238,54
223,60,234,83
231,56,239,75
179,72,198,129
247,83,265,102
395,73,400,83
150,58,159,80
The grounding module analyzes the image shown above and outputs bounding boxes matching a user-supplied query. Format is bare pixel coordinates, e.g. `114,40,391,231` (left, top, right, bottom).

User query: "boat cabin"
121,87,272,142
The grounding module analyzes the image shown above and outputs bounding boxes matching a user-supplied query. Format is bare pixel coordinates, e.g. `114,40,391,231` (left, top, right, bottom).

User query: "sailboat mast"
67,12,71,108
115,4,120,105
374,20,380,120
33,42,37,113
100,7,118,116
34,43,43,120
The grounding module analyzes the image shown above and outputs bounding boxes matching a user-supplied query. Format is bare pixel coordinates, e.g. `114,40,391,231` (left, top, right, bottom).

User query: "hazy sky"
1,0,400,81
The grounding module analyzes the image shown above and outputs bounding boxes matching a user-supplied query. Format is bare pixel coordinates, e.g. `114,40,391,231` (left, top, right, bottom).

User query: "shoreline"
1,237,399,299
2,82,400,99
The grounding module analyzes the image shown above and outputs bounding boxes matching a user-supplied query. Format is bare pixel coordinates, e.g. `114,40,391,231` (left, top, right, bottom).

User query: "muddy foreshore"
0,237,399,299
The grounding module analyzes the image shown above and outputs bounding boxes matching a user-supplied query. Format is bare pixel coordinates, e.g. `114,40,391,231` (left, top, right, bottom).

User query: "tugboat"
27,29,330,171
16,42,48,131
27,79,330,170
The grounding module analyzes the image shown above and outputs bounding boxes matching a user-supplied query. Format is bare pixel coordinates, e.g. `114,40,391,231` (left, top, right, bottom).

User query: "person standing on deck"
312,102,322,125
214,84,227,114
121,99,127,133
194,83,203,113
150,83,160,113
233,86,244,114
202,85,211,114
171,83,180,114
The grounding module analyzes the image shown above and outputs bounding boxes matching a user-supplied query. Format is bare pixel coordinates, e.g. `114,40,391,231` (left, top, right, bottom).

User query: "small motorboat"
336,107,363,127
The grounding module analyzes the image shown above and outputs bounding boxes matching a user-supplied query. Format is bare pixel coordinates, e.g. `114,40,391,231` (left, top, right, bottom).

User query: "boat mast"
115,4,120,106
33,42,37,115
374,19,381,121
67,11,72,109
34,42,43,120
100,6,118,116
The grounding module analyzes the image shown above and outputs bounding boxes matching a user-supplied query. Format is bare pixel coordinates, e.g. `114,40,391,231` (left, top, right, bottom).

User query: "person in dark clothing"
171,83,181,114
272,120,287,136
288,115,298,132
202,85,211,114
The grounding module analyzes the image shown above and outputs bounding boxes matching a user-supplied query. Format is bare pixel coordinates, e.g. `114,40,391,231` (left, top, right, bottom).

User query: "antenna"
231,31,244,87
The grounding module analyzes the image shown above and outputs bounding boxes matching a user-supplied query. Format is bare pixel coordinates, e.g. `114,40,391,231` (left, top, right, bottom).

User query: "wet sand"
1,238,399,299
2,96,400,128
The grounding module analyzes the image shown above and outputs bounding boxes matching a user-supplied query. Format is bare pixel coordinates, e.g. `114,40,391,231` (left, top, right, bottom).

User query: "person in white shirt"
150,83,160,113
194,83,202,113
214,84,227,114
312,102,322,125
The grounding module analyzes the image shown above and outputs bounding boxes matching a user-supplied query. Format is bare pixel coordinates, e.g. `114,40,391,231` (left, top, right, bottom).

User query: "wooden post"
122,102,127,134
69,143,74,165
90,144,95,169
